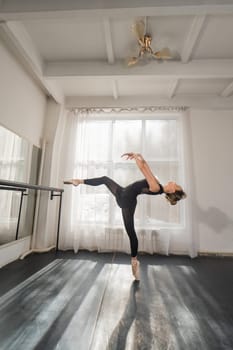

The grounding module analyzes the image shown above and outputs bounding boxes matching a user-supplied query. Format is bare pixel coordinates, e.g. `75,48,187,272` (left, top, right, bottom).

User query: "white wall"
0,37,47,266
0,38,46,147
35,99,65,249
190,109,233,254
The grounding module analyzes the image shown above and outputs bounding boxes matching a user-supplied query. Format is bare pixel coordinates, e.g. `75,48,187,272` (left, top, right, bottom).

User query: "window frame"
76,112,186,228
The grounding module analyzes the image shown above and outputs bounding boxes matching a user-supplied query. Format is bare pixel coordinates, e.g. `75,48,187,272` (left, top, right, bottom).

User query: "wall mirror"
0,125,42,245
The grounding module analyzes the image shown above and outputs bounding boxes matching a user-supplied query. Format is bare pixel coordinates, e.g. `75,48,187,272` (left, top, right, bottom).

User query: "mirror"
0,125,42,245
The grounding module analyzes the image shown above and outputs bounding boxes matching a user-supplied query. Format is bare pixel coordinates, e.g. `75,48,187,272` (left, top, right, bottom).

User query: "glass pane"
145,120,178,160
113,165,143,187
78,194,109,223
112,120,142,160
146,194,181,225
148,162,180,184
85,121,112,161
78,165,111,194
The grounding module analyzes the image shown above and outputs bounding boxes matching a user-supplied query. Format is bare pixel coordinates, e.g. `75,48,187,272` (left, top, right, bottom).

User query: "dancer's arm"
121,153,160,192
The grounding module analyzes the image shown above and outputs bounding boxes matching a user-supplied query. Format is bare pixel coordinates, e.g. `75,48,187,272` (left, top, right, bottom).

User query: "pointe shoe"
131,259,140,281
63,179,81,186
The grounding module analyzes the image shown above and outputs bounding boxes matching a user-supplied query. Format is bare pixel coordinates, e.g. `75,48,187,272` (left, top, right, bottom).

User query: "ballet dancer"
64,153,186,280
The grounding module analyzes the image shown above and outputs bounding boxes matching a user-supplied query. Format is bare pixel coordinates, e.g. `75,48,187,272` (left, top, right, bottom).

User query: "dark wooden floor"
0,251,233,350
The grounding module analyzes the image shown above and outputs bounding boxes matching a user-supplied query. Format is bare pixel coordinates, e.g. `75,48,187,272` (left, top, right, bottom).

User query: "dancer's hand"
121,153,145,162
122,153,159,191
121,152,135,160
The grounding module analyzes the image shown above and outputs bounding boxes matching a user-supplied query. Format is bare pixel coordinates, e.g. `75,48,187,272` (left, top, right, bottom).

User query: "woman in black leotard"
64,153,186,280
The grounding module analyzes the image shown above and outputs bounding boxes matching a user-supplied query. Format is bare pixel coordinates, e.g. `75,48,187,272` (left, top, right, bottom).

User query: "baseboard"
198,251,233,257
20,245,56,259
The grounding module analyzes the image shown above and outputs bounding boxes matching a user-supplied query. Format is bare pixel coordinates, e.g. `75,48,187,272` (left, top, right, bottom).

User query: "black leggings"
84,176,138,257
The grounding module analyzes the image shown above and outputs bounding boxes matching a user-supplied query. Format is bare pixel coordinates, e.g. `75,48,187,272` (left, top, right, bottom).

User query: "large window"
74,115,184,228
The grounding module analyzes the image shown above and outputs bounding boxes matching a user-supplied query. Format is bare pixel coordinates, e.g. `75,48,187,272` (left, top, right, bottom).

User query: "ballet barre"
0,179,64,251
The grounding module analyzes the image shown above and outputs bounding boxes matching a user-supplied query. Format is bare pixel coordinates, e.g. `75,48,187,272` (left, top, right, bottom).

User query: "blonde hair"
165,190,187,206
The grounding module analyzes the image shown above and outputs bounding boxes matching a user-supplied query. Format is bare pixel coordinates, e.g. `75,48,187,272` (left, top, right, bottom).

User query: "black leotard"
83,176,164,257
84,177,163,208
115,179,164,208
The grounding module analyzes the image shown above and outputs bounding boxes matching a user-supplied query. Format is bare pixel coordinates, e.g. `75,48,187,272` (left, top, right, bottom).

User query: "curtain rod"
68,106,188,114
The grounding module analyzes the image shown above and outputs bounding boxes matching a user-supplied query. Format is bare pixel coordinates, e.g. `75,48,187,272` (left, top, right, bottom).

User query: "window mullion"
141,119,146,226
109,120,114,226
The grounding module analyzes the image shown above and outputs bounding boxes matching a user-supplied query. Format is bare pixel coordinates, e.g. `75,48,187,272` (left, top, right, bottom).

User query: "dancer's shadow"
107,280,153,350
107,281,139,350
195,203,233,233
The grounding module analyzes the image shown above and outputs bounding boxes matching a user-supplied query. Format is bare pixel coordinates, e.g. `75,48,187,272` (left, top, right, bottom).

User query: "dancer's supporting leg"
122,206,140,280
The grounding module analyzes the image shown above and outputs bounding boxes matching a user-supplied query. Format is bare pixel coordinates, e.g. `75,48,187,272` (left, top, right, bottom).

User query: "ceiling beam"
112,80,119,99
220,81,233,97
1,1,233,20
0,21,64,104
181,15,206,63
45,59,233,79
167,79,179,98
103,18,115,64
65,95,233,110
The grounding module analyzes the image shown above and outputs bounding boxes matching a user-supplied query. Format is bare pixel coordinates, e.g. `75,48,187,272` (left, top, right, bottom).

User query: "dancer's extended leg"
84,176,121,198
64,176,122,198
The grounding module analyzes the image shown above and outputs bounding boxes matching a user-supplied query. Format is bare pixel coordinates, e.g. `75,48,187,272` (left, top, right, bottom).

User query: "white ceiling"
1,0,233,109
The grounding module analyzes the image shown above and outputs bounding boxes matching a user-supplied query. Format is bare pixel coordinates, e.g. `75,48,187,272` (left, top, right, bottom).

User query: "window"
74,115,184,228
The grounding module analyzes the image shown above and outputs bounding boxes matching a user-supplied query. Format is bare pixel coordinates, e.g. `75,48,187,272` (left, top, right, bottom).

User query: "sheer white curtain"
60,110,194,256
0,126,30,241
